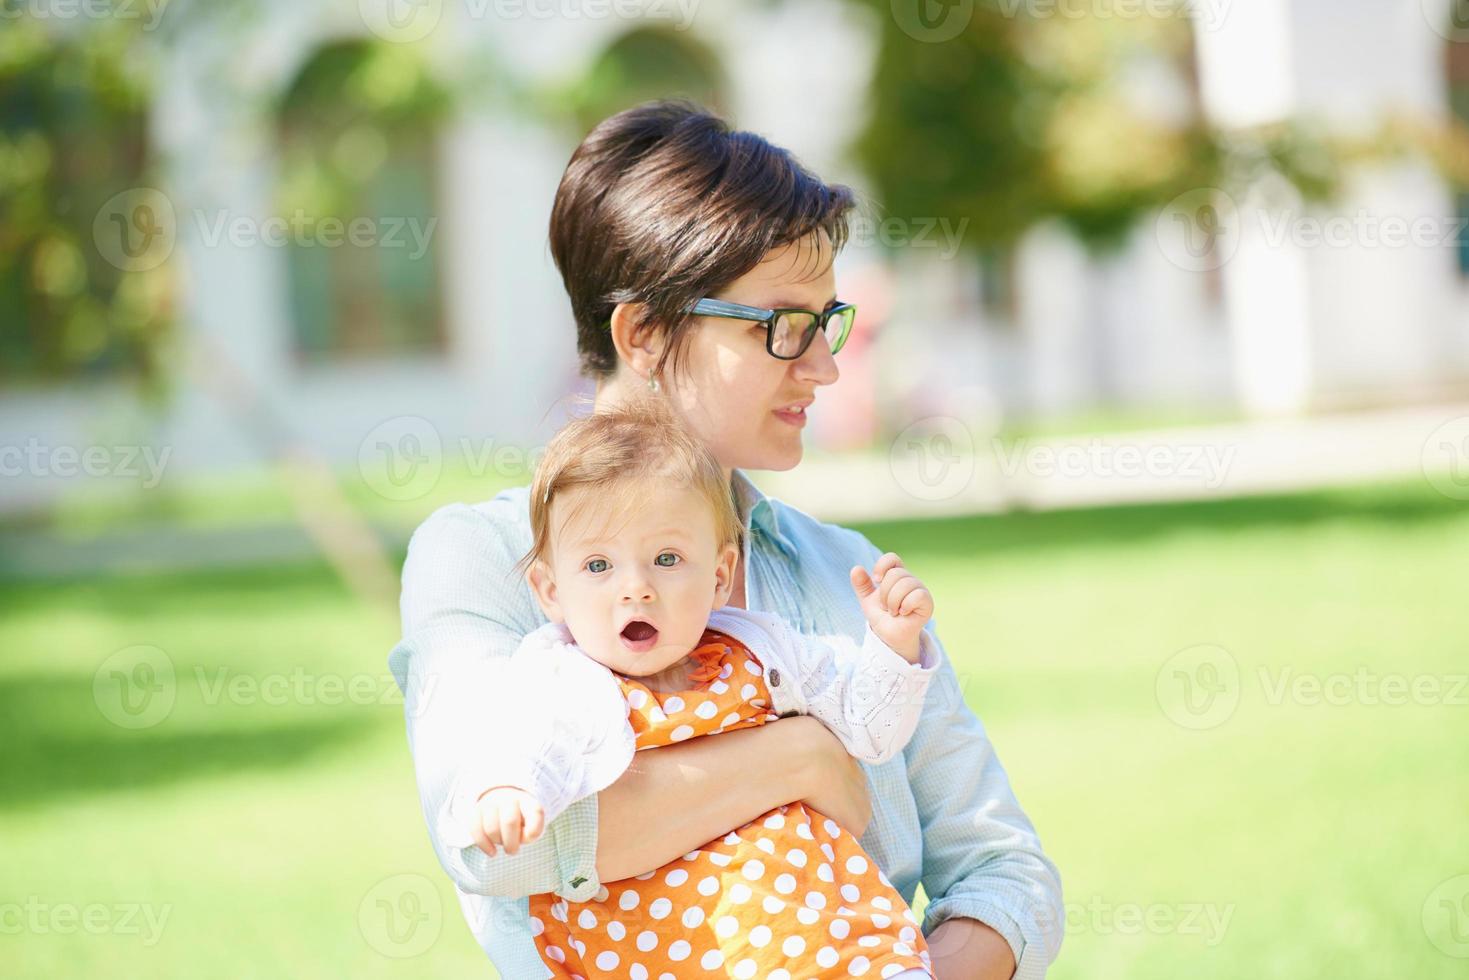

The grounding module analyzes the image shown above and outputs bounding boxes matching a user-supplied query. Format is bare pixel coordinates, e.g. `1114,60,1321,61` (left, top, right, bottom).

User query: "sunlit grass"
1,479,1464,978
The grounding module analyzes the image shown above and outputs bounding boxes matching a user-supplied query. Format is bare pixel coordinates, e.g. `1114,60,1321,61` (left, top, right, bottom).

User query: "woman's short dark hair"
549,99,857,381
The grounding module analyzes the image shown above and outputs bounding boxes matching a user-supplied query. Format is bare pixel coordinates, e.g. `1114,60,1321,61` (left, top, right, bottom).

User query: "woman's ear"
711,542,740,610
609,302,663,379
526,560,565,624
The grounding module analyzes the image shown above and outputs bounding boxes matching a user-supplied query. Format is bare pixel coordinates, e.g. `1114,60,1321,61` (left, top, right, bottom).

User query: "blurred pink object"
812,260,894,452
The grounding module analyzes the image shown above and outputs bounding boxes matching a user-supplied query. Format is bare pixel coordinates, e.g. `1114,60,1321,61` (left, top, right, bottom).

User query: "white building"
2,0,1465,512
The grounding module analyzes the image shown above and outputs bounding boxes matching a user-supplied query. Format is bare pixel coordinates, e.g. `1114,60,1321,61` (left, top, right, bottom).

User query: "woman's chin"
746,430,805,472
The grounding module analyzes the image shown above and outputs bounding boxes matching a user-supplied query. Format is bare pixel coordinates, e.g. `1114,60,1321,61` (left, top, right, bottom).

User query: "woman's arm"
594,714,868,882
901,618,1064,980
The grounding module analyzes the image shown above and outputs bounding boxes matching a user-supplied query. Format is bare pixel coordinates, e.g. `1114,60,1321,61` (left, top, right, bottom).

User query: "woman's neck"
593,377,733,483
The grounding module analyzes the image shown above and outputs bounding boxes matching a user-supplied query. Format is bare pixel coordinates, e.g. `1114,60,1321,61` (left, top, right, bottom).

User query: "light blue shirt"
389,469,1064,979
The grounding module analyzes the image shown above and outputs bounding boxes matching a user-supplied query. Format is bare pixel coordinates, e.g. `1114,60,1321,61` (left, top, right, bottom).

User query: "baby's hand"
850,552,934,663
471,786,545,857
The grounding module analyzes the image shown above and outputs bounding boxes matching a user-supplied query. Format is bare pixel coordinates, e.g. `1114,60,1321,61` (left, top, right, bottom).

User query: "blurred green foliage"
852,0,1348,252
0,18,170,384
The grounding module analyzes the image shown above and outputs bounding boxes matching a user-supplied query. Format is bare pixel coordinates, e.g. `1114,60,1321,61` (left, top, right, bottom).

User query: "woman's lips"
620,620,659,653
773,406,807,428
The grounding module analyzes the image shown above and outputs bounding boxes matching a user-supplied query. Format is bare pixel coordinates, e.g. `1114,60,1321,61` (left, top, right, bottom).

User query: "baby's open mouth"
619,620,659,653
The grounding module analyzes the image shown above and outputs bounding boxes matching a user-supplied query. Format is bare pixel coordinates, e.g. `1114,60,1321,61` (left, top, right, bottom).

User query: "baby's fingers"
897,585,933,618
885,575,924,615
497,798,528,854
872,552,904,583
471,812,503,858
878,570,919,612
521,800,546,844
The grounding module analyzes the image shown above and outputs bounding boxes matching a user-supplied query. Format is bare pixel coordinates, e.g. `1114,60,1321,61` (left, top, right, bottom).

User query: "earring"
647,374,660,393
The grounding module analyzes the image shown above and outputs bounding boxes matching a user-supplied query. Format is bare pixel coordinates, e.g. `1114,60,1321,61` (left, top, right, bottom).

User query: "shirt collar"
730,468,796,558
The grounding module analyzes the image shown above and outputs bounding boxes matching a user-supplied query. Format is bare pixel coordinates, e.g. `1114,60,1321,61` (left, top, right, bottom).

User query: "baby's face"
529,482,739,680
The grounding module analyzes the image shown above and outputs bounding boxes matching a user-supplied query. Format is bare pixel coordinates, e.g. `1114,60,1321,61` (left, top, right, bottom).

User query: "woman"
389,100,1063,980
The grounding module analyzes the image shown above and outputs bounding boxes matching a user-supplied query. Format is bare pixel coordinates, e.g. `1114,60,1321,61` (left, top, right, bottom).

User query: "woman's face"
662,230,842,473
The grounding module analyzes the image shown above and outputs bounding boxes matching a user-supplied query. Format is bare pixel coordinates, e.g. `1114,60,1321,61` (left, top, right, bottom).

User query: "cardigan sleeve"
388,501,604,902
435,631,622,844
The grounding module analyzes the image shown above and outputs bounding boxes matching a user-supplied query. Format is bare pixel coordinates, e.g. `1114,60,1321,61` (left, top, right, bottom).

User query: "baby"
460,401,942,979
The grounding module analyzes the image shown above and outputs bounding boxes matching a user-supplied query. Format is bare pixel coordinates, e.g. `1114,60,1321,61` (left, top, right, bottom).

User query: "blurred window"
276,42,447,362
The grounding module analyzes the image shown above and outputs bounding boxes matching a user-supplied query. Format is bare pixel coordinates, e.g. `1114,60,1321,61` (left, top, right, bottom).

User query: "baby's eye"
654,553,680,567
586,558,610,574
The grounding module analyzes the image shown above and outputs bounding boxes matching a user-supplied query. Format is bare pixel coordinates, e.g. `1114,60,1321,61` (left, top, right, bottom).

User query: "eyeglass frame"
684,297,856,360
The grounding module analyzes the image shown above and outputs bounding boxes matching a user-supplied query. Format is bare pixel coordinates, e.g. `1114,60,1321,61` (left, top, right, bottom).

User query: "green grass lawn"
2,480,1465,978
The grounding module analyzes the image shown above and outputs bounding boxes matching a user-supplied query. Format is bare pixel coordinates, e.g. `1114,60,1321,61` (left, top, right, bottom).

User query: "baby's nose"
620,577,655,603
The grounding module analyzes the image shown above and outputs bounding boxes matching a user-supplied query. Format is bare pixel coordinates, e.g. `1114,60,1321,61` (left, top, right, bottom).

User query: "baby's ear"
711,542,740,609
526,560,564,623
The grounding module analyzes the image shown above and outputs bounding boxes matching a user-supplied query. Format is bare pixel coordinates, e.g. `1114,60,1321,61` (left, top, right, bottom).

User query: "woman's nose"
793,333,840,386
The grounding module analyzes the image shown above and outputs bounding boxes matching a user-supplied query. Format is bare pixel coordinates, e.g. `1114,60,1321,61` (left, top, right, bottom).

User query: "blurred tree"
0,18,171,386
851,0,1344,255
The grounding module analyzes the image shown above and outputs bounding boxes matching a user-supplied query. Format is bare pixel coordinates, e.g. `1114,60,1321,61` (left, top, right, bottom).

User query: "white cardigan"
438,606,942,848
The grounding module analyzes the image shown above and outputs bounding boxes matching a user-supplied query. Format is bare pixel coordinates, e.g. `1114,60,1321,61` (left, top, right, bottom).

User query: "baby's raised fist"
471,786,545,857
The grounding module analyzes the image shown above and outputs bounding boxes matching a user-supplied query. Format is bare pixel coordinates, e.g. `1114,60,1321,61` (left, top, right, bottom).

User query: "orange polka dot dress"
528,628,933,979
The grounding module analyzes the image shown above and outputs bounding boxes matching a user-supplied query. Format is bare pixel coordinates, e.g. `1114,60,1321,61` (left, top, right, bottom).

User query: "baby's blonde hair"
515,398,745,579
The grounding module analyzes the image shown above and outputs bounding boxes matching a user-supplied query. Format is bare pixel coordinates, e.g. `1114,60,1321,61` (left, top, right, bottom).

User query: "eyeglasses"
685,298,856,360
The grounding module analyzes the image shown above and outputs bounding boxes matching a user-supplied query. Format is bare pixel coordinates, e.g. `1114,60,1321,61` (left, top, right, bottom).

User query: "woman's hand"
471,785,545,857
788,715,873,838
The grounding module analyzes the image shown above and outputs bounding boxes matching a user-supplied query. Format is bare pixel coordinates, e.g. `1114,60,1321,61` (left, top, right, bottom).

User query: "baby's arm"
786,552,942,765
439,628,628,858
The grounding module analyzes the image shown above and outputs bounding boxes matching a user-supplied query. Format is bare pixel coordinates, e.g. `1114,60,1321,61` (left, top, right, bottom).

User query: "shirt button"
769,669,781,687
